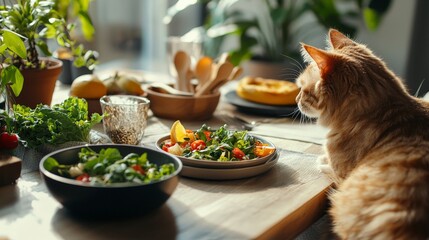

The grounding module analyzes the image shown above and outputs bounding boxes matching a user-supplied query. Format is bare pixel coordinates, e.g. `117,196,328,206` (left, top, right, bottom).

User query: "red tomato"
180,141,189,148
232,147,245,160
191,140,206,151
132,165,145,175
76,173,90,182
162,143,172,152
0,132,19,149
203,131,211,141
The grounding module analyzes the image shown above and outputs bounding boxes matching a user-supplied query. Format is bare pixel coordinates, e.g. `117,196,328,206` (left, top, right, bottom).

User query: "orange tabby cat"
296,29,429,239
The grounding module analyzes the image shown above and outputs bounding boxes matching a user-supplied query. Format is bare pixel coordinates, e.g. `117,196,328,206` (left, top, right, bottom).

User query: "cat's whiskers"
285,68,302,78
276,54,306,82
296,110,313,125
282,54,305,72
282,75,300,82
284,107,304,124
283,66,302,75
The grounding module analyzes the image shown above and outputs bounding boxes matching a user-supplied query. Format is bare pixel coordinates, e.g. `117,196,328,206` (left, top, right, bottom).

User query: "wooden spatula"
195,61,233,97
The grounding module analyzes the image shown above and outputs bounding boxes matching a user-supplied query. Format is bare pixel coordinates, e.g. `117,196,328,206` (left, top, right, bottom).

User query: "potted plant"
166,0,392,79
52,0,98,85
0,0,97,108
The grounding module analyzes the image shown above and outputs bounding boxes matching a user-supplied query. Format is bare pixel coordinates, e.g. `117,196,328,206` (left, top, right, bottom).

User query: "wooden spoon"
211,66,243,93
218,52,229,64
174,51,192,92
228,66,243,80
149,82,193,96
186,69,195,93
195,61,234,97
195,56,213,88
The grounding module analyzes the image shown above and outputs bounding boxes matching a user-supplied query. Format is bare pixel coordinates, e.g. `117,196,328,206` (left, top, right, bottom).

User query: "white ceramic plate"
179,152,279,180
155,134,277,169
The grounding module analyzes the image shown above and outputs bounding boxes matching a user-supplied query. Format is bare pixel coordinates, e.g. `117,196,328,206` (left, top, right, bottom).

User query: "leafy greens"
2,97,103,148
45,147,176,184
185,124,257,161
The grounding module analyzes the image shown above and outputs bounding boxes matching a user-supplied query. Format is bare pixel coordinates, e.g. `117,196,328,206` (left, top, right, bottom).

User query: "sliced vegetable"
76,173,90,182
191,140,206,151
254,145,276,157
232,147,245,160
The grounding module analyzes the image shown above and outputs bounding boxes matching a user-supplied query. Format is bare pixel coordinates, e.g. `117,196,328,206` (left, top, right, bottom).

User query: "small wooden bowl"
85,98,102,116
146,87,220,121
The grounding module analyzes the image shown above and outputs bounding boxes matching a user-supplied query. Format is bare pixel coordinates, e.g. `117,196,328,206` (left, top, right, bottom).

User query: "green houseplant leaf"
78,11,95,41
0,0,98,98
363,0,392,31
1,65,24,97
2,30,27,59
0,30,26,96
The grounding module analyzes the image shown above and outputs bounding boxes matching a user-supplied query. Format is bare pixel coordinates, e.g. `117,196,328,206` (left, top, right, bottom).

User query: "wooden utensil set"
172,51,242,97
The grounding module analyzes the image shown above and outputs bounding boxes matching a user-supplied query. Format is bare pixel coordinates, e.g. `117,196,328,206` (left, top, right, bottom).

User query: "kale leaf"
3,97,103,148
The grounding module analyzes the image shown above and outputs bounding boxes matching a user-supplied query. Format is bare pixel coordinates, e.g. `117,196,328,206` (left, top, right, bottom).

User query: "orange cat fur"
296,29,429,239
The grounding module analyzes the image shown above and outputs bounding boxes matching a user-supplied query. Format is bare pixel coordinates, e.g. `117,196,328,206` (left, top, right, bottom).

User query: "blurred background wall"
87,0,427,95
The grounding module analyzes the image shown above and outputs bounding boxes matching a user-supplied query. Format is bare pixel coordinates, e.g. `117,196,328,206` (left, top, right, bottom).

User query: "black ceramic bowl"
39,144,182,217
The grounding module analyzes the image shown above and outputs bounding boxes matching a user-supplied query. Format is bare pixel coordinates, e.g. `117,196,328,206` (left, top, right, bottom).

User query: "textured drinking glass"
100,95,150,145
167,36,203,79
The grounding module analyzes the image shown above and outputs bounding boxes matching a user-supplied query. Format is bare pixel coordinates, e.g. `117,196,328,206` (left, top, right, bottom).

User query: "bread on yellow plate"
236,77,299,105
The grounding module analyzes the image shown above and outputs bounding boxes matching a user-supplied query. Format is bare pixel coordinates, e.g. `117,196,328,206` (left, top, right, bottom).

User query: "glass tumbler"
166,36,203,79
100,95,150,145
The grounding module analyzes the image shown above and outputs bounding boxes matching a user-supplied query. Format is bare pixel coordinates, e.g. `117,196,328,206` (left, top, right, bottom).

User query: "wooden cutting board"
0,152,22,186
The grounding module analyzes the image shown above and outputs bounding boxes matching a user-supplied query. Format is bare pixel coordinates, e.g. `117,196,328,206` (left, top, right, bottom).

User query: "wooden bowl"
146,87,220,121
85,98,102,115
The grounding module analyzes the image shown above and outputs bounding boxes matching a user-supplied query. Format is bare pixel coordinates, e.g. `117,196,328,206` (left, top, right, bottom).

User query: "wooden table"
0,71,332,240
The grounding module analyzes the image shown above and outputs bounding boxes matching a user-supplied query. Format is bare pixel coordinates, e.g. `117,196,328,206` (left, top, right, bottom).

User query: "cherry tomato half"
191,140,206,151
132,164,145,175
232,147,245,160
162,142,172,152
76,173,90,182
0,132,19,150
203,131,211,141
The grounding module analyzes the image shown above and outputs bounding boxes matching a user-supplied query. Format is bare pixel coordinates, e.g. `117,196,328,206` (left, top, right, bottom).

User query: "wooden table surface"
0,70,333,240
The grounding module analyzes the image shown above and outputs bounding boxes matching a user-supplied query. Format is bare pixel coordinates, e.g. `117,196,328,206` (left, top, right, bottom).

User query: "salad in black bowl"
39,144,182,217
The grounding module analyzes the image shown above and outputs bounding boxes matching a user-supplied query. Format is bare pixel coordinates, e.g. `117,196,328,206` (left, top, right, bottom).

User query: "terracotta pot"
8,58,62,109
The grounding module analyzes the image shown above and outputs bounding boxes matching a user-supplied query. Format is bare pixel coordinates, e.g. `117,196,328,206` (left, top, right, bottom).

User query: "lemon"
117,76,144,95
170,120,187,143
70,74,107,99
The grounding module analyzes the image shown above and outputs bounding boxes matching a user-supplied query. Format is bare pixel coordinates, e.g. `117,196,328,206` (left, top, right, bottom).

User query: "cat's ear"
301,43,335,76
329,28,356,49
